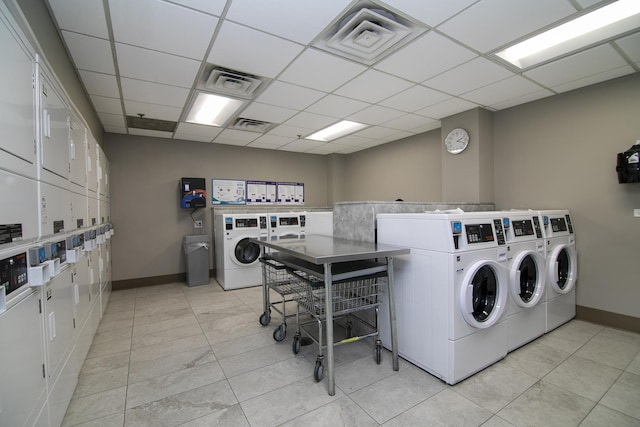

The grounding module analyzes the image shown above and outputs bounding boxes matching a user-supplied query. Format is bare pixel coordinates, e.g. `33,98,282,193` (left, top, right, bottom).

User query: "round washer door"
230,237,261,267
510,250,546,308
546,244,577,294
460,260,509,329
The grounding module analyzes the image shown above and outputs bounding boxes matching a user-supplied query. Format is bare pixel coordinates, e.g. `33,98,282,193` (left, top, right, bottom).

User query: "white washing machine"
267,212,306,240
304,211,333,237
377,211,509,385
500,211,547,351
538,209,577,332
214,213,268,290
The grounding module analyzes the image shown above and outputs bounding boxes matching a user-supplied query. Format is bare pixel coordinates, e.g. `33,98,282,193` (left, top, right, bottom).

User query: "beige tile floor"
62,280,640,427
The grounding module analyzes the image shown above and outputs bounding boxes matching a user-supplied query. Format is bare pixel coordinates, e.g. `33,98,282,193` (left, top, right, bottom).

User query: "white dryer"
377,211,509,385
267,212,306,239
538,210,577,332
214,213,268,290
304,211,333,237
500,211,547,351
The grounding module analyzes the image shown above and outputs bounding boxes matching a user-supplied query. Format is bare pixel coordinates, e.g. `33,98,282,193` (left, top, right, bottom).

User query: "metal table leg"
387,256,399,371
323,262,335,395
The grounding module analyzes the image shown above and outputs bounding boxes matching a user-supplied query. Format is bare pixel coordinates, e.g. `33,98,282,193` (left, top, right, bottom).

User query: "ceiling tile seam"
611,40,640,72
101,0,128,134
161,0,223,18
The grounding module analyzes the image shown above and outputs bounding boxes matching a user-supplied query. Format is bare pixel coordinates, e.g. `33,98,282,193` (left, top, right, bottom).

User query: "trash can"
183,234,210,286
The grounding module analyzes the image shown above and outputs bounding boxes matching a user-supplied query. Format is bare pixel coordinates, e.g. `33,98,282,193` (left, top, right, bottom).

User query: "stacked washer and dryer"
376,209,577,385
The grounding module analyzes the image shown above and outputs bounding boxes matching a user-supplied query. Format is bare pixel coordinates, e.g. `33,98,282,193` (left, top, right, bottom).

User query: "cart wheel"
292,334,301,354
314,360,324,382
273,324,286,342
375,341,382,364
259,312,270,326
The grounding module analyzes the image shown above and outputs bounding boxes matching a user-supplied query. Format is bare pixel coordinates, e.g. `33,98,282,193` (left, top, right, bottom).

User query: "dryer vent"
126,115,177,132
229,118,275,133
313,0,426,65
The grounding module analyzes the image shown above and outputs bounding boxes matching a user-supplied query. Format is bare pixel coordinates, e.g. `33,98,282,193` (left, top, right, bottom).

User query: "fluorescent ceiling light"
496,0,640,69
185,92,245,126
306,120,368,142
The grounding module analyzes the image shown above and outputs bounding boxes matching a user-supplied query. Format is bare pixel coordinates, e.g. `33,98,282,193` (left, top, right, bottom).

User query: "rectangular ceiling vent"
126,115,177,132
230,118,275,133
197,65,268,99
312,0,427,65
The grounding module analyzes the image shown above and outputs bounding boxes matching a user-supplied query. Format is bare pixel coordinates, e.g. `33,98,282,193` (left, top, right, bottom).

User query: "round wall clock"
444,128,469,154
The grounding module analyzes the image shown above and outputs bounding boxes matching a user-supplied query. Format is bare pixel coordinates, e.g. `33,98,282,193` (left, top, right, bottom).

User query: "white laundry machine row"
500,211,547,352
537,210,577,332
267,212,307,239
377,211,510,385
214,213,268,290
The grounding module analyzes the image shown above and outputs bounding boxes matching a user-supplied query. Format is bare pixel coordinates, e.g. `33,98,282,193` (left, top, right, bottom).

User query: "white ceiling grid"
44,0,640,154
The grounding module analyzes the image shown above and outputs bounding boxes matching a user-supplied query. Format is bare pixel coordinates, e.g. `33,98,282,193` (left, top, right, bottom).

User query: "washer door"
460,260,508,329
230,237,261,267
510,250,546,308
547,244,577,294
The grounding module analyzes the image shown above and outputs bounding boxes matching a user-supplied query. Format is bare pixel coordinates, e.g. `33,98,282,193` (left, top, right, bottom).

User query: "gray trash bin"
183,234,210,286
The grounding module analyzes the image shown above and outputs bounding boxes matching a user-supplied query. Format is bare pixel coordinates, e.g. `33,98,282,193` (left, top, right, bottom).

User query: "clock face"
445,128,469,154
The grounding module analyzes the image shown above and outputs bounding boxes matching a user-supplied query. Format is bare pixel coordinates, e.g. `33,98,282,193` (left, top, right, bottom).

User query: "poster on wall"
212,179,246,205
246,180,266,204
276,182,304,204
265,181,277,203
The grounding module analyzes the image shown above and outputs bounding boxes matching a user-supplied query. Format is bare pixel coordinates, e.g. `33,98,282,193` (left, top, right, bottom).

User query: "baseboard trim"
112,270,214,291
576,305,640,333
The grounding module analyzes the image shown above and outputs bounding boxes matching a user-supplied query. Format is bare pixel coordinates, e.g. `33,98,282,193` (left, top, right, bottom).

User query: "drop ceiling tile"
123,100,183,121
78,70,120,98
208,21,304,79
524,44,630,89
575,0,602,8
424,57,514,96
97,112,125,127
225,0,348,44
241,102,298,124
379,130,414,142
268,124,314,139
305,95,369,118
382,0,477,27
103,125,127,134
347,105,406,125
278,49,366,92
334,69,413,103
355,125,404,140
552,66,635,93
307,143,353,155
62,32,114,74
90,95,123,115
121,78,189,107
490,90,554,110
174,123,222,142
48,0,108,37
415,97,479,119
374,32,476,82
410,121,442,134
437,0,576,53
214,128,260,144
331,134,376,147
115,43,200,88
128,128,174,138
382,114,439,132
615,33,640,64
169,0,226,15
283,112,336,130
255,81,325,111
109,0,218,59
247,134,295,149
461,75,552,108
379,85,450,112
279,139,325,153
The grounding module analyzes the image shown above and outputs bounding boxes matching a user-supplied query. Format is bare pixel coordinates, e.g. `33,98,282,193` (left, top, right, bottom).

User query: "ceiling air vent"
197,66,267,99
126,115,177,132
230,118,275,133
313,0,426,65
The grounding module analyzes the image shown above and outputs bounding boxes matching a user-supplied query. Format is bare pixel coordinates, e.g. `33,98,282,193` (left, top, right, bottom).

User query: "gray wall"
103,134,329,281
492,73,640,319
343,131,442,201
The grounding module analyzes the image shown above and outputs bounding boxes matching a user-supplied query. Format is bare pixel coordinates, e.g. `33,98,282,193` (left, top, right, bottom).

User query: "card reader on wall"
180,177,206,208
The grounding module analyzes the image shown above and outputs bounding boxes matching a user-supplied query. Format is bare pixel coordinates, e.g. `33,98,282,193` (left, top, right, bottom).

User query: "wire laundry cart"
258,255,307,341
